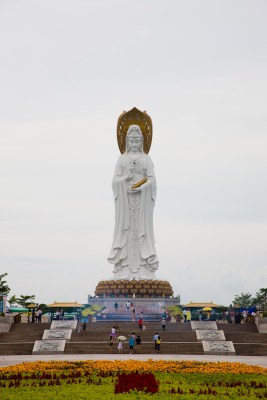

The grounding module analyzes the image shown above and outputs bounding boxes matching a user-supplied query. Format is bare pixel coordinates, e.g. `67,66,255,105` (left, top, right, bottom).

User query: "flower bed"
0,360,266,399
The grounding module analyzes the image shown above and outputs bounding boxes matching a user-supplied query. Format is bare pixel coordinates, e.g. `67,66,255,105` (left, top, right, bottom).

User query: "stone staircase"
0,323,50,355
65,322,203,354
0,321,267,356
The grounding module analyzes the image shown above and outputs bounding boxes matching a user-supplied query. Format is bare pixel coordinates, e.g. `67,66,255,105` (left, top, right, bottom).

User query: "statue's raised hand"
128,187,141,193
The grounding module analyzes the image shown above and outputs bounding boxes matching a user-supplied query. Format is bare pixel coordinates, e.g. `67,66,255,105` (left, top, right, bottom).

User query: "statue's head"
126,125,143,153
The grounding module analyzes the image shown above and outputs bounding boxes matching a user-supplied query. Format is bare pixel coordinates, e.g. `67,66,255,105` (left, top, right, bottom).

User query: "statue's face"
128,135,142,152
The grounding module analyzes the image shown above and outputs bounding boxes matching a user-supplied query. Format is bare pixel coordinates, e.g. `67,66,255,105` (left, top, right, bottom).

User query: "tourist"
186,309,191,323
37,309,42,323
109,337,114,353
222,311,227,323
82,321,87,336
128,336,135,354
199,310,202,321
235,311,241,324
118,339,123,353
55,310,60,320
207,311,211,320
155,335,161,353
132,307,136,323
242,310,247,323
77,321,82,336
161,318,166,330
136,335,142,352
126,301,130,311
114,302,118,311
111,325,117,341
230,309,235,324
183,309,187,323
138,318,143,330
31,309,36,323
153,332,159,349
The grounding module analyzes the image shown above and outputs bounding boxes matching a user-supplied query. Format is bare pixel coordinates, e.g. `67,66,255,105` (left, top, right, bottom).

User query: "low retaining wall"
256,317,267,333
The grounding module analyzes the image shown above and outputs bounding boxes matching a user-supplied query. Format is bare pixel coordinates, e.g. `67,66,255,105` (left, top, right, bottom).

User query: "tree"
252,291,265,309
232,292,253,308
7,295,18,308
0,273,10,297
38,303,47,313
259,288,267,310
17,295,36,308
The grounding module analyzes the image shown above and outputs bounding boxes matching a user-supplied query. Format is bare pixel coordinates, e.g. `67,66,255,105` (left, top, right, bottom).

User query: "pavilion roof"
182,302,221,308
47,301,84,308
26,303,36,308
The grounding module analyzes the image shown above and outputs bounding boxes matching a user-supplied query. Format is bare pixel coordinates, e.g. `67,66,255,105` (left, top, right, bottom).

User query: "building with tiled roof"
182,301,222,309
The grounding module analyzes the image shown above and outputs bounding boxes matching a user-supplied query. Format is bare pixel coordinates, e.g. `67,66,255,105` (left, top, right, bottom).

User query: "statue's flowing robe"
108,153,158,279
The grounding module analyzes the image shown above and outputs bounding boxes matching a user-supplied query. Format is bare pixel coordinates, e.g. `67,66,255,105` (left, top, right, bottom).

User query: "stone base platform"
202,340,236,355
87,297,180,322
32,340,66,355
94,279,173,298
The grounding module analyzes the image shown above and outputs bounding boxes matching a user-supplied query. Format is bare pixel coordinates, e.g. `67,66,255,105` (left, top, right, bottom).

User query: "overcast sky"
0,0,266,307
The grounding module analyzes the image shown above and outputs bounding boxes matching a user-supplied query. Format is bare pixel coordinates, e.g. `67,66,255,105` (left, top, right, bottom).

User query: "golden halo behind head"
117,107,153,154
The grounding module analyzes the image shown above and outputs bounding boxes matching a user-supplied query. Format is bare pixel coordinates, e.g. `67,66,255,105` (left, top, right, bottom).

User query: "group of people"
77,321,87,336
28,308,42,323
182,309,192,323
55,309,65,320
109,328,142,354
182,308,259,323
108,326,162,354
228,309,258,324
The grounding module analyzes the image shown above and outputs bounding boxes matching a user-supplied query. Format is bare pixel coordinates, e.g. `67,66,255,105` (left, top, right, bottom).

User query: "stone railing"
0,314,19,332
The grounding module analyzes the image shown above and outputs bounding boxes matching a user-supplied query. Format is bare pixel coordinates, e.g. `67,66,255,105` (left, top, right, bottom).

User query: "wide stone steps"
225,332,267,343
0,321,266,356
85,321,192,332
234,343,267,356
219,323,258,333
71,332,197,342
0,343,33,355
0,323,51,342
65,342,204,355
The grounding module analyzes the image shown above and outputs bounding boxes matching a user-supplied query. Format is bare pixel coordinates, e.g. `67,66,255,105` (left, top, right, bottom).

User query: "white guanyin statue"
108,122,159,280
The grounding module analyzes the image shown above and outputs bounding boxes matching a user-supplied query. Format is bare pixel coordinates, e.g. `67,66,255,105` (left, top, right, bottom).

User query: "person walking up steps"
118,339,123,353
136,335,142,352
156,335,161,353
128,336,135,354
153,332,159,349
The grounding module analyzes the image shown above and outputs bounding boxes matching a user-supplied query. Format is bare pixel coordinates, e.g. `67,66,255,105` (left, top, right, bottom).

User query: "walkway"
0,354,267,368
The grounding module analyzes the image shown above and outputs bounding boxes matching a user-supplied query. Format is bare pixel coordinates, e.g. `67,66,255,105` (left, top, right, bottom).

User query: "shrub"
114,371,159,394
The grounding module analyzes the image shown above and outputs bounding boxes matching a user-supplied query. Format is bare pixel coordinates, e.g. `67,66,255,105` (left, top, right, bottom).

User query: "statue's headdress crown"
117,107,153,154
126,125,143,138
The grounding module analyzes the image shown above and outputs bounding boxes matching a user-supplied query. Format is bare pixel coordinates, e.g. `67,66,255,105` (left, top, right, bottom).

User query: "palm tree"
0,273,10,297
17,295,36,308
7,295,18,308
233,292,253,308
0,273,10,314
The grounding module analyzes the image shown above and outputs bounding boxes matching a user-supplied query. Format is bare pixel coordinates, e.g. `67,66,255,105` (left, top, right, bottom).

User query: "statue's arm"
145,155,157,200
112,156,126,200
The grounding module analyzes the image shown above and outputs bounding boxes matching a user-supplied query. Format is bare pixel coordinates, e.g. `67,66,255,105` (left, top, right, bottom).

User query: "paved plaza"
0,354,266,368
